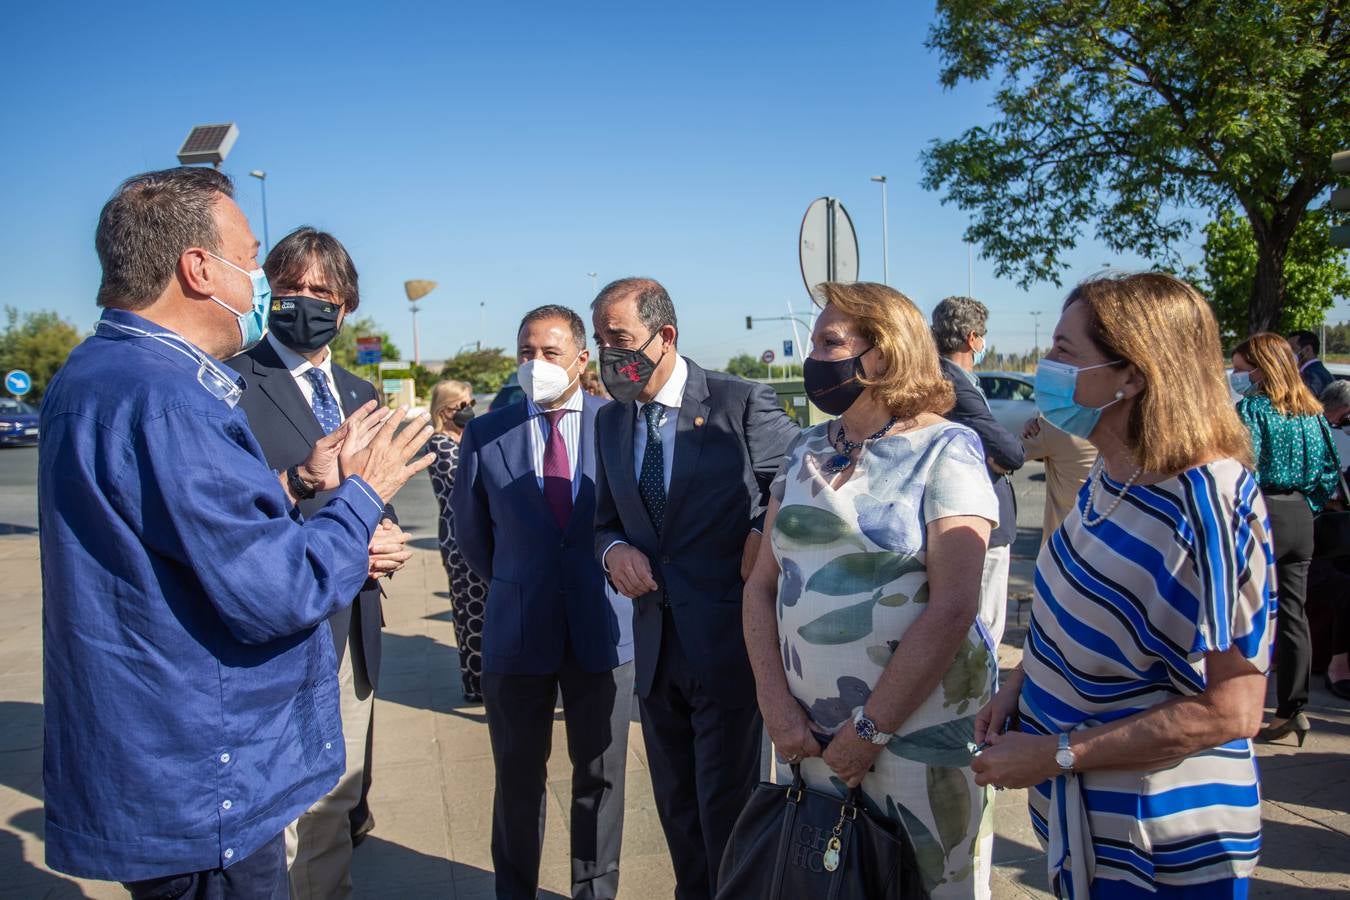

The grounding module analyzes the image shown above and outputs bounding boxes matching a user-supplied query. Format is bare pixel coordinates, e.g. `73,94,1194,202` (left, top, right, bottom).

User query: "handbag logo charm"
823,835,841,872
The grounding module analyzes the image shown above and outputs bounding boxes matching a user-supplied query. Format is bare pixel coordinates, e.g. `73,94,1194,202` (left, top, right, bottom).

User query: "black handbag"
716,764,929,900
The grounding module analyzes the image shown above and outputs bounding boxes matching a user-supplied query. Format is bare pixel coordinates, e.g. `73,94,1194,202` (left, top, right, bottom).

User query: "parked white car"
976,371,1039,436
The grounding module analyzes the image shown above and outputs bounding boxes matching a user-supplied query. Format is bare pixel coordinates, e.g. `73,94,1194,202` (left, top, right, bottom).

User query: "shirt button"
221,800,232,810
219,752,231,764
224,848,234,860
325,742,333,750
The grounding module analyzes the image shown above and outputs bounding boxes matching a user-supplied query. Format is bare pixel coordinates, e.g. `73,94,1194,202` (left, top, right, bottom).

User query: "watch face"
855,716,877,742
1055,749,1075,769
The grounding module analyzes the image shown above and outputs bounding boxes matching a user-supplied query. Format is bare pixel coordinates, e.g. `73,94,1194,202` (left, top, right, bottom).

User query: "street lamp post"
249,170,269,254
869,176,889,285
587,271,598,296
1030,311,1043,358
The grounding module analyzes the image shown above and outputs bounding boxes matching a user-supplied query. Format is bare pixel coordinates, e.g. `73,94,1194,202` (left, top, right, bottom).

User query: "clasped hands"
761,693,884,789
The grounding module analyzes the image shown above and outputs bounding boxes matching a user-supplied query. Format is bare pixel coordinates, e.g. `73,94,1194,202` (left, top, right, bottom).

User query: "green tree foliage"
329,317,400,371
439,348,518,394
0,307,84,402
1202,207,1350,343
1324,320,1350,354
922,1,1350,334
723,353,803,379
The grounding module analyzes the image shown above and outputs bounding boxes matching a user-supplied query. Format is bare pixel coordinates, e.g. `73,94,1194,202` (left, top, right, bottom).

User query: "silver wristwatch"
1055,732,1076,772
853,709,893,746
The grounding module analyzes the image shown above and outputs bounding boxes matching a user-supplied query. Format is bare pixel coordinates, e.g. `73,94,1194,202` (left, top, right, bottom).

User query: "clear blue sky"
3,1,1344,366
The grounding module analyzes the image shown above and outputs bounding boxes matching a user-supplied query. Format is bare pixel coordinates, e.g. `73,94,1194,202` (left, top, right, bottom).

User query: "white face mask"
519,354,580,405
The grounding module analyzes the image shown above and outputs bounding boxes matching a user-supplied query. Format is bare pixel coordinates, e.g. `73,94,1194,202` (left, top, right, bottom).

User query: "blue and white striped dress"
1019,458,1275,896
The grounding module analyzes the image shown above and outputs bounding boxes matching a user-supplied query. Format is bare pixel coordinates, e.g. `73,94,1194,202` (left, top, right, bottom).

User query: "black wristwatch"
286,464,317,500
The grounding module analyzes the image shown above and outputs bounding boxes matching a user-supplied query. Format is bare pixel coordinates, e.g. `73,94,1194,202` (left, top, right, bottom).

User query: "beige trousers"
285,635,373,900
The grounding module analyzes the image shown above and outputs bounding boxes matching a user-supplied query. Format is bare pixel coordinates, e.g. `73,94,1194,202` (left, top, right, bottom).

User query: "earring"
1114,390,1125,400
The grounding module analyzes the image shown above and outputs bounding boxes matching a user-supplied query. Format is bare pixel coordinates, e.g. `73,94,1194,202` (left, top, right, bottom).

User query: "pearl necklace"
1082,460,1143,526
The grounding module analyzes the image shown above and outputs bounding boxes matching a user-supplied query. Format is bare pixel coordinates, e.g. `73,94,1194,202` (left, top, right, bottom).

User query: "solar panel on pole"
176,124,240,167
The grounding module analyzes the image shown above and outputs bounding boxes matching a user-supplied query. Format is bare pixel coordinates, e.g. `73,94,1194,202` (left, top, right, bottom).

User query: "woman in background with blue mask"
970,273,1274,900
1230,333,1342,747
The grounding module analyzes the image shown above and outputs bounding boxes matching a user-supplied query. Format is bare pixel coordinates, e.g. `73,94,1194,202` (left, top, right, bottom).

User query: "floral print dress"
770,421,1000,899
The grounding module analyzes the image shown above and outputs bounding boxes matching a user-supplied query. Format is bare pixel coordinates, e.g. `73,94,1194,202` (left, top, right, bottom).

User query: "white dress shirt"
267,332,345,425
525,387,584,499
632,354,688,490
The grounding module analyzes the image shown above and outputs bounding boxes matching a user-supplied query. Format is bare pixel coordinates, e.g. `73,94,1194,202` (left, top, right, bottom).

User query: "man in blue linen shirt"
39,167,433,898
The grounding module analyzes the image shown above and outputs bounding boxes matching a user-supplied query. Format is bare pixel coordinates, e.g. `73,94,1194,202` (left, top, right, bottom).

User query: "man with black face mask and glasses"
226,226,410,900
590,277,798,900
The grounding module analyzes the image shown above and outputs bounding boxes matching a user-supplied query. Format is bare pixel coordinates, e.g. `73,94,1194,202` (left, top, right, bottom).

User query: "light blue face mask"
1228,370,1254,396
207,252,271,352
1034,357,1124,439
972,334,988,368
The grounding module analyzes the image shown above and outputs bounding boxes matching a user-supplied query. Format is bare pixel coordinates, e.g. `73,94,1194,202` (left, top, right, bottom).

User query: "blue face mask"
207,252,271,352
1034,357,1124,439
972,335,988,368
1228,370,1254,396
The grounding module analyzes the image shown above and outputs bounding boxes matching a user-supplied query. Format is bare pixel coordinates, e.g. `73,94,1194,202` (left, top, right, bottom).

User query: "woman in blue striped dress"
970,273,1275,900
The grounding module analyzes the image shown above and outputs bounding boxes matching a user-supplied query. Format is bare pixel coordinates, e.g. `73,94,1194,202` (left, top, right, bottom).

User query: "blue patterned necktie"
305,369,342,435
639,401,667,532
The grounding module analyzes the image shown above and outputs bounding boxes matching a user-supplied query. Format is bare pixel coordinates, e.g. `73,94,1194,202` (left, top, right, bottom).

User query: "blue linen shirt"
39,309,385,881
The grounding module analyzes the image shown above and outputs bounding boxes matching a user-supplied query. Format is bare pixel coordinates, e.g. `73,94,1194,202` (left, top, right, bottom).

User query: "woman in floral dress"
427,380,489,703
743,281,1000,898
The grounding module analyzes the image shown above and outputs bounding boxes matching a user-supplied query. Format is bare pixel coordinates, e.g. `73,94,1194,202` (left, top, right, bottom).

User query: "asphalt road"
0,437,1047,548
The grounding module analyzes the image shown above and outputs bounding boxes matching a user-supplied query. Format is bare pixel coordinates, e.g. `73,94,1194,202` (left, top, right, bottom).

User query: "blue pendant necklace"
824,416,899,474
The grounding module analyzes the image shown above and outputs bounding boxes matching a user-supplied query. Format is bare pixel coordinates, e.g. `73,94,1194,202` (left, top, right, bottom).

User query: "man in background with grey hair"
931,295,1023,648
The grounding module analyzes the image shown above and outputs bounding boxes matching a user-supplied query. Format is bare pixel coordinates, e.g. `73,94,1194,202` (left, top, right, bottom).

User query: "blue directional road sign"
783,340,794,358
5,370,31,397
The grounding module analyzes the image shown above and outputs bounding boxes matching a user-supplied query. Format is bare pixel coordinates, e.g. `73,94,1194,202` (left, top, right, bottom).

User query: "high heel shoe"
1326,673,1350,701
1258,712,1311,746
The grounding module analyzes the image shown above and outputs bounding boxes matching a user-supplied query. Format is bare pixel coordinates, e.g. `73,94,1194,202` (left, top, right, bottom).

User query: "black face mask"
599,330,662,404
268,296,342,352
802,348,872,415
451,405,476,427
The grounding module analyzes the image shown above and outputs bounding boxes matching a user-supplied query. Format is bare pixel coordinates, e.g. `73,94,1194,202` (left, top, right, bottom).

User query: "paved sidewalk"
3,526,1349,898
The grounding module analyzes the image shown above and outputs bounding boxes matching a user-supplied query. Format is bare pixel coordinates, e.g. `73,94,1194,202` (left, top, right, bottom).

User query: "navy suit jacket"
451,391,634,676
225,339,391,688
939,357,1022,548
593,359,799,707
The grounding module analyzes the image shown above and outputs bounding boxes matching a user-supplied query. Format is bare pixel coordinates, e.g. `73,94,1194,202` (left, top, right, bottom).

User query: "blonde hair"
1066,272,1252,472
429,380,473,433
815,282,955,419
1233,332,1323,417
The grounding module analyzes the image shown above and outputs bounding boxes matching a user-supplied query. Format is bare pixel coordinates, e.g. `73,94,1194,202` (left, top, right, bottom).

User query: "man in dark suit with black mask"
226,227,410,900
590,277,799,900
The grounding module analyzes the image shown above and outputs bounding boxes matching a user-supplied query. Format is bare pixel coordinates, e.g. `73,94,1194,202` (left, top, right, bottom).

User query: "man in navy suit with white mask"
452,305,635,900
591,278,799,900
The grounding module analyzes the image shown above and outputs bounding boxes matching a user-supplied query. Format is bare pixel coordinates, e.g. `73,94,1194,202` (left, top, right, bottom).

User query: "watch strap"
287,464,317,500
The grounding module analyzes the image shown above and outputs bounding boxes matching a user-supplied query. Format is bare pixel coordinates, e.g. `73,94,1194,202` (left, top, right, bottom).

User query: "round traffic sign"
5,370,31,397
799,197,859,305
761,350,776,365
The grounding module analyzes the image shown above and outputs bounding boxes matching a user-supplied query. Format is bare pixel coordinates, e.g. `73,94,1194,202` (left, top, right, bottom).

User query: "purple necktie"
542,409,573,528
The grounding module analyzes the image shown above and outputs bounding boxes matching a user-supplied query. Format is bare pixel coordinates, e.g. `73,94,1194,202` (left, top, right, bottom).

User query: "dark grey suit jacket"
593,358,799,707
225,339,392,688
939,357,1023,549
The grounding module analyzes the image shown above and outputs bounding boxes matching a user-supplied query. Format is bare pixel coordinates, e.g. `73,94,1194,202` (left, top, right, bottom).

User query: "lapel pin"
694,416,705,427
349,390,358,399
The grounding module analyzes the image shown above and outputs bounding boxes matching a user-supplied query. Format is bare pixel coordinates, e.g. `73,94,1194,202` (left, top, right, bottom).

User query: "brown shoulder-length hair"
1232,332,1323,417
1066,272,1252,472
814,281,955,419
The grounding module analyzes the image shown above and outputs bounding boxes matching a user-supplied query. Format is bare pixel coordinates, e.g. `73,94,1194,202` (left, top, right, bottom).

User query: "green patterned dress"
769,421,1000,899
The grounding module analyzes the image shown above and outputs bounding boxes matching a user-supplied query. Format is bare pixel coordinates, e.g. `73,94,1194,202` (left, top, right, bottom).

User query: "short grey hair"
591,277,678,343
95,167,235,310
1321,379,1350,409
931,295,989,355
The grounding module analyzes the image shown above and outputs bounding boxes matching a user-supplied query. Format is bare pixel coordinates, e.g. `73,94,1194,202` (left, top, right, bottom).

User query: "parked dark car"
489,372,525,411
0,398,39,447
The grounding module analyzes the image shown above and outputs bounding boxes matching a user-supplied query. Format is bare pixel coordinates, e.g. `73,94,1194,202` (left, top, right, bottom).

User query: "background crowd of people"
33,166,1350,900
